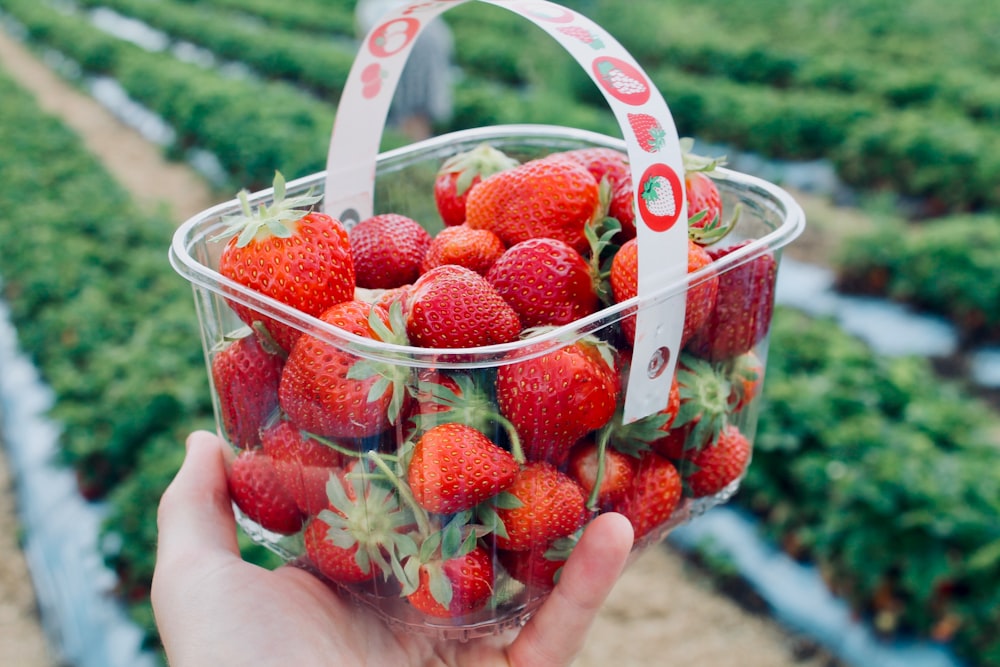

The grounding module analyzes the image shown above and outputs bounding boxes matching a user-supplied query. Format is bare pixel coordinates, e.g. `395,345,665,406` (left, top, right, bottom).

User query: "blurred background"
0,0,998,666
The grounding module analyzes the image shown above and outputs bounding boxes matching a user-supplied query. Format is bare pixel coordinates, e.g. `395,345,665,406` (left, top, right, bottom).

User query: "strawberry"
498,532,578,591
496,336,620,465
465,156,601,254
227,449,304,535
369,284,412,313
420,224,505,276
485,237,598,328
406,264,522,349
567,438,636,508
279,300,410,439
687,242,777,361
434,143,519,227
261,419,343,516
303,514,375,585
494,462,587,552
558,147,630,195
613,452,682,541
728,350,764,411
407,422,519,514
682,138,739,245
679,424,750,498
607,371,682,460
406,546,494,618
210,332,284,449
214,172,354,352
306,459,417,585
350,213,431,289
657,354,736,459
610,237,718,346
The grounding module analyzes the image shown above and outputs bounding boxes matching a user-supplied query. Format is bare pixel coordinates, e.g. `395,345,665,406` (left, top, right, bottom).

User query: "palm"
152,431,633,667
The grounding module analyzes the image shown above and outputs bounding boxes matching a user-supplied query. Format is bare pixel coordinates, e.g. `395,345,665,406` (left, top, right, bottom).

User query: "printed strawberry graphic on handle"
637,163,683,232
593,57,650,106
558,26,605,49
628,113,668,153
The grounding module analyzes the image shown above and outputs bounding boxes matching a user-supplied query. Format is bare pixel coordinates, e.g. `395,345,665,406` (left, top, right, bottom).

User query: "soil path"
0,25,840,667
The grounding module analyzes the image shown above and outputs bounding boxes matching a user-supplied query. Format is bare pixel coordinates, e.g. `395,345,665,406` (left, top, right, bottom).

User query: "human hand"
152,430,634,667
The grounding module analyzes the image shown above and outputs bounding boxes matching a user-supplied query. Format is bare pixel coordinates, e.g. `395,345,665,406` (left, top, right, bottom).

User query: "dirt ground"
0,26,851,667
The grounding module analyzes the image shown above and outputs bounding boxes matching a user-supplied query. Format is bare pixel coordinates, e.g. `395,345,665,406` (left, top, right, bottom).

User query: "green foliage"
748,308,1000,662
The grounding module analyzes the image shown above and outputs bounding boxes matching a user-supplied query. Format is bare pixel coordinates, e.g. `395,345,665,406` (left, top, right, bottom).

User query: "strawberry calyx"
212,171,323,247
680,138,741,246
438,143,520,198
585,214,623,308
673,353,736,452
344,301,412,426
318,459,419,582
410,372,525,464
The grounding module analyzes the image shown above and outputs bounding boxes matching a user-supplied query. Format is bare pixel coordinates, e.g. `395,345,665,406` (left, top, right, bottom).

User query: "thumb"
155,430,240,564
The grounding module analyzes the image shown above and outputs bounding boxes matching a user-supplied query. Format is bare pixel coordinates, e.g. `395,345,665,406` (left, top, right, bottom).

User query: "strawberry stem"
586,425,613,511
366,450,432,538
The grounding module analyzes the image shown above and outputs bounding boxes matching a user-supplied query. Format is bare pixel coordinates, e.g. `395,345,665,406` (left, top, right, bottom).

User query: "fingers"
508,512,634,667
155,430,240,564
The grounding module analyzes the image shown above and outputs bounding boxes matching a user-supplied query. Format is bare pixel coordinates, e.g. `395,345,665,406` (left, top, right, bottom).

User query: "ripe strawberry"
609,177,637,240
486,237,598,328
658,354,737,458
495,462,587,552
261,419,343,516
608,371,682,460
350,213,431,289
496,336,620,465
215,172,355,352
610,237,718,346
306,459,417,584
279,300,410,439
679,424,751,498
227,449,304,535
210,332,284,449
406,546,494,618
420,224,505,276
407,422,519,514
434,143,519,227
567,438,636,508
682,139,739,245
613,452,682,541
687,242,777,361
406,264,522,349
465,156,600,254
558,147,630,194
303,514,374,585
728,350,764,411
498,532,578,591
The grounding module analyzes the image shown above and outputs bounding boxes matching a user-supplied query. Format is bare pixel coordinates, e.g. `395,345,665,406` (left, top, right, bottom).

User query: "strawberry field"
0,0,999,665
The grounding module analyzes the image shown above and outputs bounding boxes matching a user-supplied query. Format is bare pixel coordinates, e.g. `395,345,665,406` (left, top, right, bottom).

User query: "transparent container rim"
169,124,805,368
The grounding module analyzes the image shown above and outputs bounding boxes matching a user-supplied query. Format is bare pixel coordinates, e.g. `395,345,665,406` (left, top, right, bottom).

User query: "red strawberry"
434,144,519,227
215,172,354,352
406,264,522,349
608,371,682,460
610,237,719,346
465,156,600,254
210,333,284,449
658,354,737,458
609,177,637,240
261,419,343,516
567,439,636,508
613,452,682,541
558,147,630,193
305,460,417,584
227,449,304,535
350,213,431,289
680,424,751,498
486,237,598,328
279,300,410,439
682,140,739,245
687,242,777,361
495,462,587,552
304,514,375,585
406,546,494,618
496,336,620,465
420,224,505,276
407,422,519,514
728,350,764,411
627,113,668,153
498,532,578,591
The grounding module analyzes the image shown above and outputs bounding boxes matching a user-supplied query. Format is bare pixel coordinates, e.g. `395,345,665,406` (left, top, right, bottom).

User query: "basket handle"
324,0,688,423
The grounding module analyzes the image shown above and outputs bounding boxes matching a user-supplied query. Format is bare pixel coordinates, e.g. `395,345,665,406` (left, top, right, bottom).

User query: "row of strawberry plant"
586,0,1000,123
1,0,335,191
749,307,1000,667
832,213,1000,344
171,0,357,36
72,0,356,102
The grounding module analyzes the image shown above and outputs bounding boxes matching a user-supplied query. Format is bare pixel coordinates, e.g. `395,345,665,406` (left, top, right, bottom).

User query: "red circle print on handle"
637,163,683,232
368,17,421,58
593,56,651,106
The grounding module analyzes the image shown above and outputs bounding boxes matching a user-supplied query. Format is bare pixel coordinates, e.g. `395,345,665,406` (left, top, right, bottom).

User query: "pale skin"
152,430,635,667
